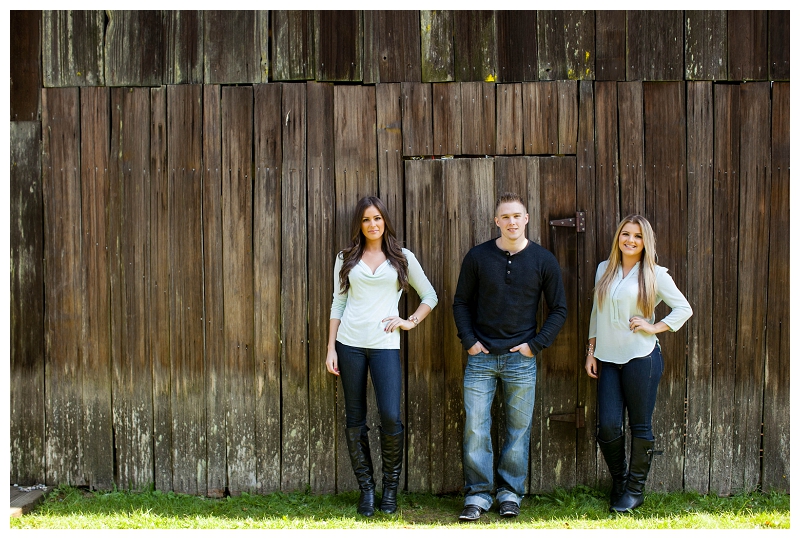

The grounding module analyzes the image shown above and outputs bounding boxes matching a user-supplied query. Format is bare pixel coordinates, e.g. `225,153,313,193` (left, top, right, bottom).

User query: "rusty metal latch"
549,407,585,428
549,212,586,232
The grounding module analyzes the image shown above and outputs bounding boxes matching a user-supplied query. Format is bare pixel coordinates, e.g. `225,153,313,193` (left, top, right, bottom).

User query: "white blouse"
330,248,438,349
588,260,692,364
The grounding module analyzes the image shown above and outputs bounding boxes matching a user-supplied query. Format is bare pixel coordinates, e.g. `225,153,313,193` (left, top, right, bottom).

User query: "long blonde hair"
595,215,658,318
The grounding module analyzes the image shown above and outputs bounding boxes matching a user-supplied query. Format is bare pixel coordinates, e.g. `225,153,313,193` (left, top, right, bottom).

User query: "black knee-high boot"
597,435,628,506
346,426,376,516
378,426,404,513
611,437,654,513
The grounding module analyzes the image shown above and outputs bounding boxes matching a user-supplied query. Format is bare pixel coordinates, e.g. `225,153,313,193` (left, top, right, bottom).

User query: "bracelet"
408,315,419,326
586,343,594,356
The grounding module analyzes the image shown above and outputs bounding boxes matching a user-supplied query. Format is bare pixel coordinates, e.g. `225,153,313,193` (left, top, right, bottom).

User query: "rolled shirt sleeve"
655,267,693,331
405,249,438,309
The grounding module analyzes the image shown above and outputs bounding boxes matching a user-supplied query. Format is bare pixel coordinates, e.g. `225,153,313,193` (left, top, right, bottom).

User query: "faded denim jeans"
462,351,537,510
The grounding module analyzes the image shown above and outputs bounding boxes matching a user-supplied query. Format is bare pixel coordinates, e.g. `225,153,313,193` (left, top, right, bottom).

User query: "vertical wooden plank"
365,11,421,83
167,84,206,495
253,83,283,494
42,10,105,87
10,10,41,121
105,11,164,86
728,11,768,81
643,81,686,493
150,86,172,494
10,121,45,485
564,11,595,81
537,11,566,81
164,10,204,84
496,83,523,155
617,81,645,215
556,80,578,154
593,82,620,268
627,11,683,81
595,11,626,81
205,11,265,84
78,87,114,491
272,11,316,81
523,81,557,155
453,11,497,82
685,11,728,81
109,87,153,489
402,82,433,157
710,83,739,496
202,84,227,498
534,156,579,493
684,81,713,494
306,81,337,494
280,83,310,492
377,83,405,238
575,81,598,489
316,10,363,82
420,10,454,82
461,82,496,155
42,88,83,486
733,81,771,492
768,11,790,80
495,10,538,82
432,83,462,155
221,85,256,495
762,82,789,492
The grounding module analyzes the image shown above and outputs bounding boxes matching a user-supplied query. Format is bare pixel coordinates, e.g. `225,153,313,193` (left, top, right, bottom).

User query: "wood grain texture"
402,82,433,156
762,82,789,492
556,80,578,154
281,83,310,492
684,81,713,493
453,11,497,82
595,11,626,81
221,85,256,495
42,88,84,486
202,84,227,497
523,82,557,155
253,83,283,494
728,10,768,81
538,11,595,81
10,10,41,121
420,10,454,82
306,81,337,493
617,82,645,215
593,82,620,267
316,10,363,82
495,11,537,82
496,83,523,155
365,11,421,83
733,82,770,492
537,11,566,81
42,10,105,87
205,11,265,84
272,11,316,81
109,87,153,490
643,81,686,492
627,11,684,81
105,11,164,86
376,83,405,238
461,82,496,155
10,120,45,485
710,83,739,496
685,11,727,81
432,83,462,155
768,11,790,80
164,11,203,84
167,85,206,494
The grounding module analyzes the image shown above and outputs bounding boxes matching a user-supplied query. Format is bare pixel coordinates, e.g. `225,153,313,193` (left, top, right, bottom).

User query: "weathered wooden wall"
10,10,790,497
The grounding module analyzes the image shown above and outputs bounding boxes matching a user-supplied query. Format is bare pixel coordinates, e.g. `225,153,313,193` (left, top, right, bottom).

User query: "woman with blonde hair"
585,215,692,513
327,196,438,516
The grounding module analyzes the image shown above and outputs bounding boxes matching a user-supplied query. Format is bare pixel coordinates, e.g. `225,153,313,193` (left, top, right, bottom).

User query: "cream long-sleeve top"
588,260,692,364
330,248,438,349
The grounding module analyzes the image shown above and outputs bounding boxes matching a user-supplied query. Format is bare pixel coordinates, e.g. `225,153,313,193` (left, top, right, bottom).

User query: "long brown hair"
338,196,408,294
595,215,658,318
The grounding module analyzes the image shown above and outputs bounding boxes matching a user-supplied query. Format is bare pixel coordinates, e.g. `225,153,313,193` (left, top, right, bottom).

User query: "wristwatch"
408,315,419,326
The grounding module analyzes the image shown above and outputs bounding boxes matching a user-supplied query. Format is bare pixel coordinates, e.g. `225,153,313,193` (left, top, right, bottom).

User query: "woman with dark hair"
326,196,438,516
585,215,692,513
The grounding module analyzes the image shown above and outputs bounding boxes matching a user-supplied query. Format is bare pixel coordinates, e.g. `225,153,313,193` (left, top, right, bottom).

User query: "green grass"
11,484,789,529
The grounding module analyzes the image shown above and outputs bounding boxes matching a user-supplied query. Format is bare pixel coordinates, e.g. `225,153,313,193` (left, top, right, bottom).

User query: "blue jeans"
597,344,663,442
336,341,403,435
463,351,537,510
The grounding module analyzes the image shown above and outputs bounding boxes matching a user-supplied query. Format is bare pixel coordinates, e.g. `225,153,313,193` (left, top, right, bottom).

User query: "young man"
452,192,568,521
